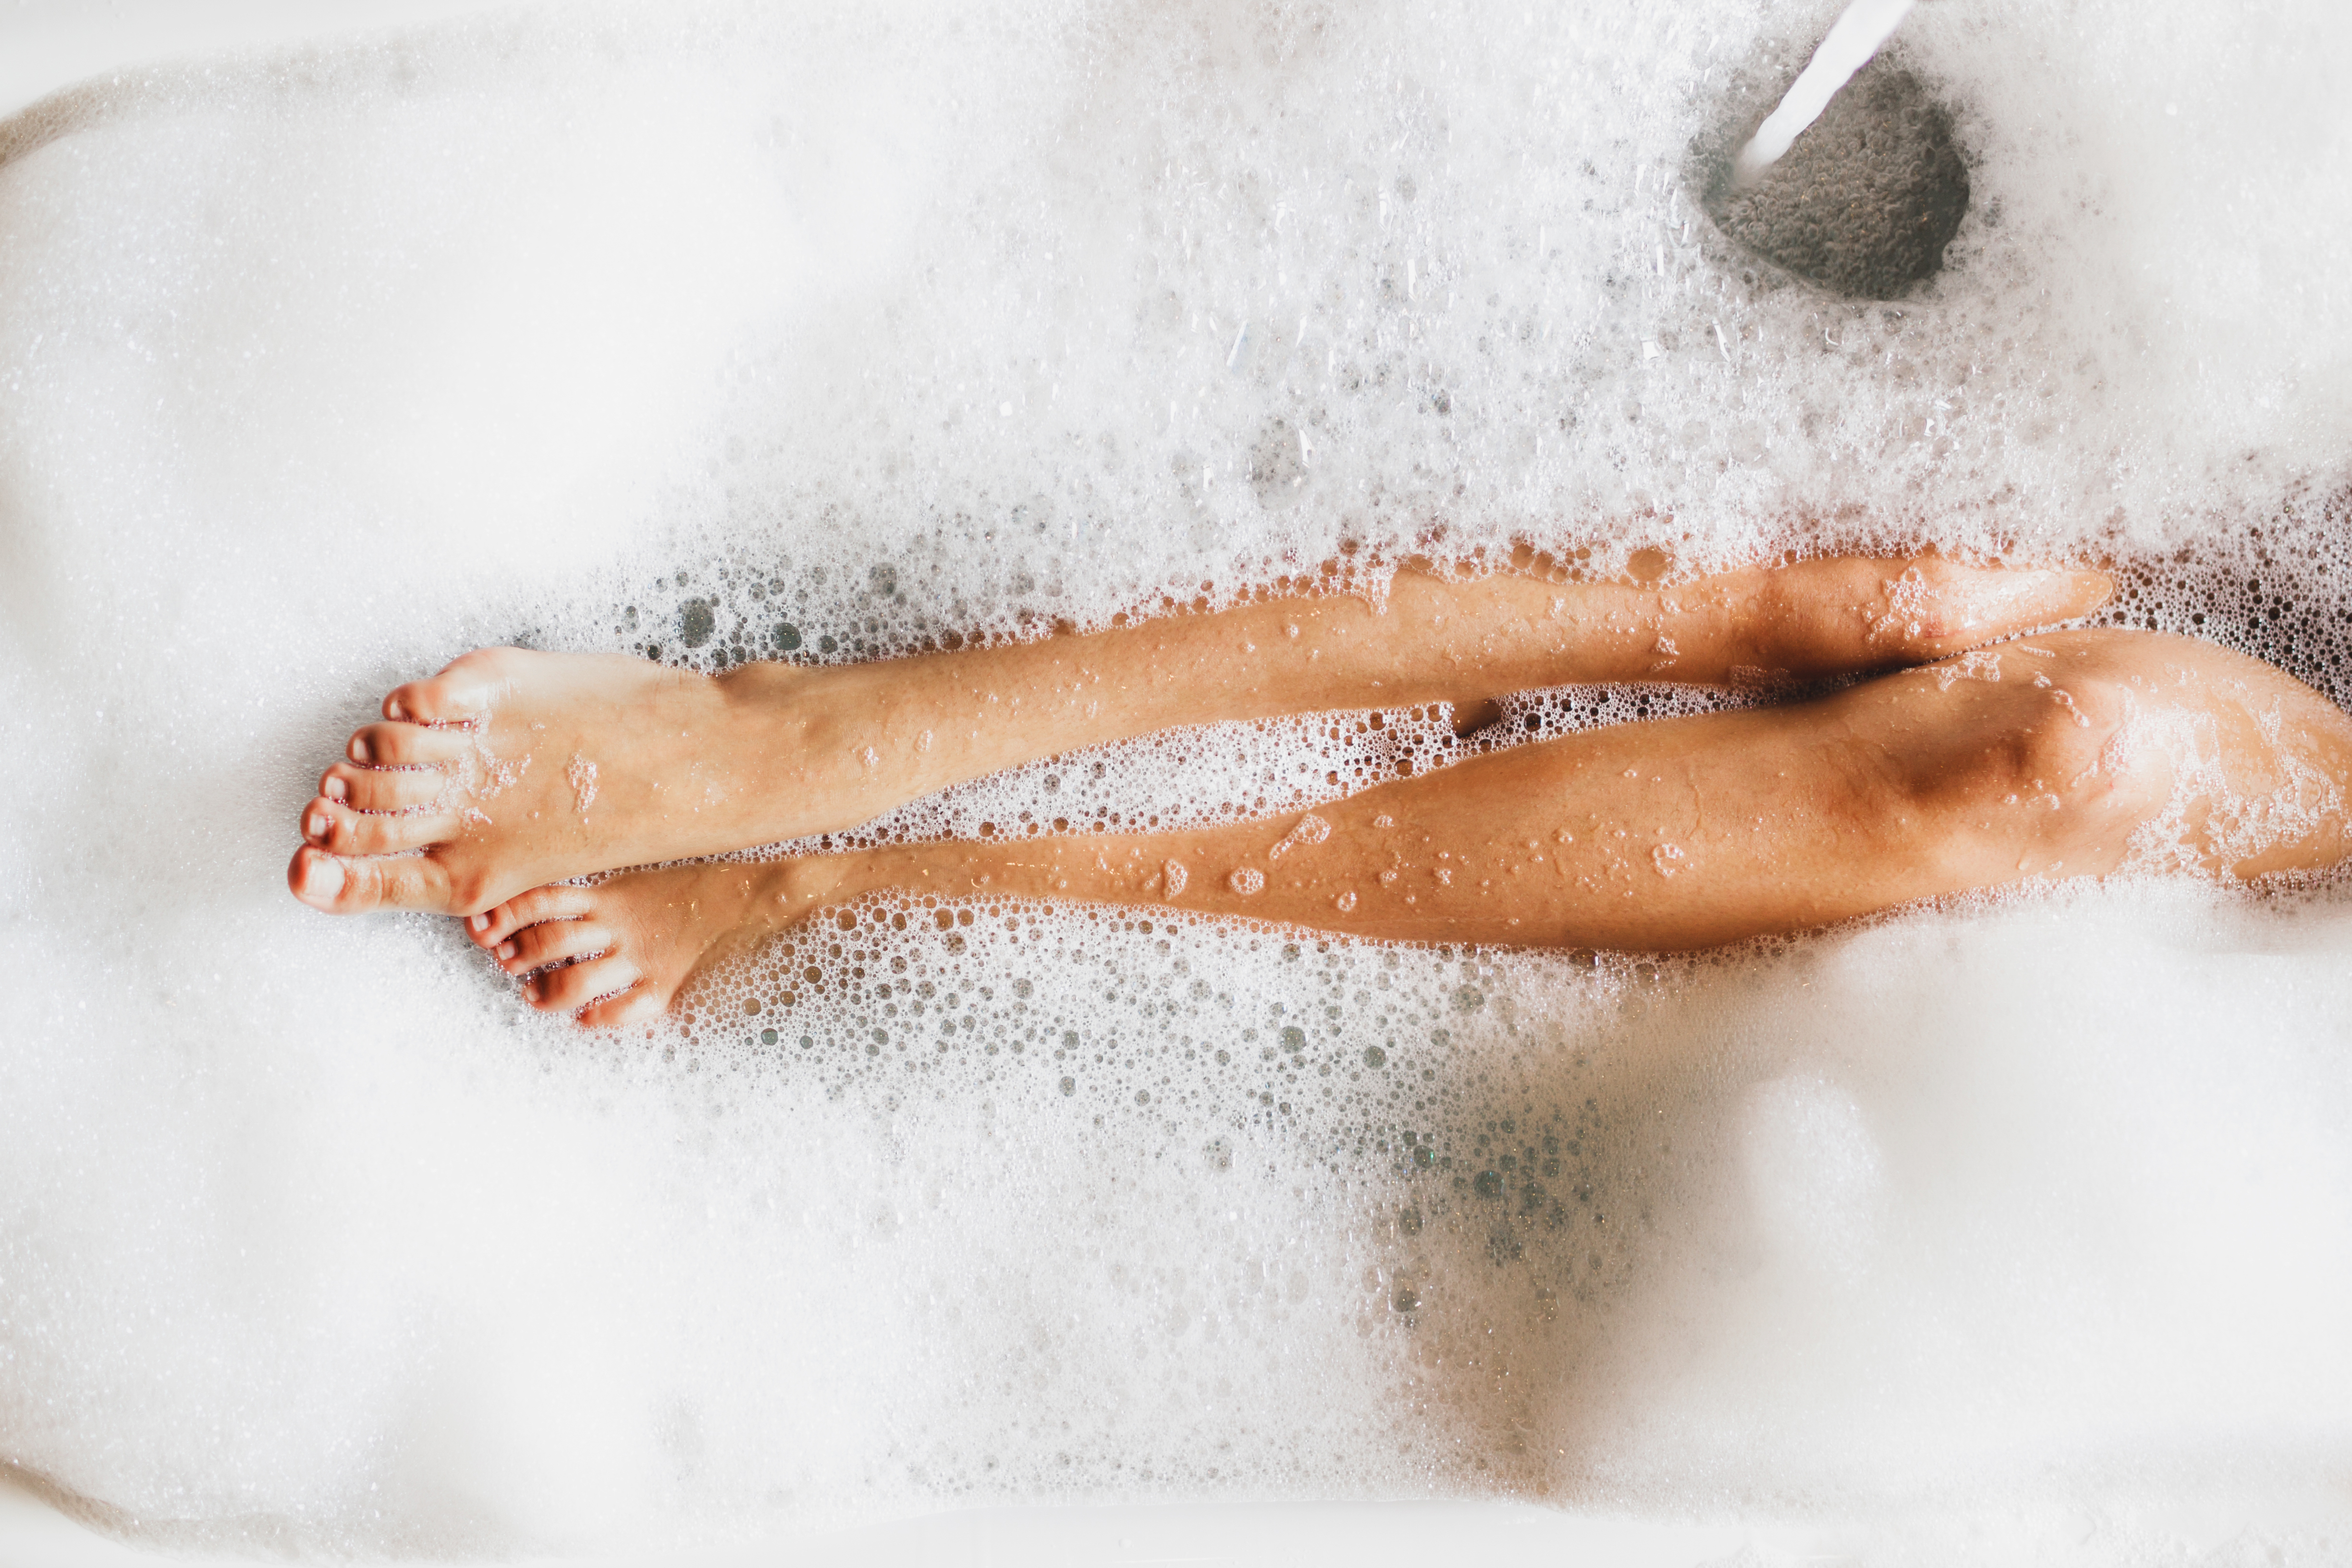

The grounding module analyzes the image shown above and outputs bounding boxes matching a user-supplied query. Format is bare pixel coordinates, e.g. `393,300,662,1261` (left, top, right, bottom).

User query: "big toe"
288,846,457,914
288,845,354,911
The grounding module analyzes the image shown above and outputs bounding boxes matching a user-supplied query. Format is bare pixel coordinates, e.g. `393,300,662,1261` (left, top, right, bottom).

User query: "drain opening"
1695,51,1971,301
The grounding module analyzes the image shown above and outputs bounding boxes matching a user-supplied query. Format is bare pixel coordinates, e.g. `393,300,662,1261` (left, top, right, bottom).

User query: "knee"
2063,629,2352,876
1899,629,2352,878
1970,673,2149,807
1890,639,2171,873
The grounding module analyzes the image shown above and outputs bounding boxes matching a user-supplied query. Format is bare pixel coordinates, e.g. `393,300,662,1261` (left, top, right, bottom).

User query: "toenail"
349,737,370,764
523,981,540,1003
323,778,347,802
386,699,406,722
468,911,490,932
304,855,345,899
497,942,515,960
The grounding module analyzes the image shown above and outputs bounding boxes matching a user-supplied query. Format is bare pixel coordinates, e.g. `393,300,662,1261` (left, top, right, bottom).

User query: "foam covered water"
4,0,2352,1559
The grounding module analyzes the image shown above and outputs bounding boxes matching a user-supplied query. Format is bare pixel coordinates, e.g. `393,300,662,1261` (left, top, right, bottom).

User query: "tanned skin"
453,629,2352,1027
289,556,2107,917
283,553,2352,1029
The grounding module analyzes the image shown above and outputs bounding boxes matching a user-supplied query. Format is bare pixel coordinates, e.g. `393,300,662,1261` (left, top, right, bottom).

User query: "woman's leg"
467,630,2352,1028
289,556,2109,918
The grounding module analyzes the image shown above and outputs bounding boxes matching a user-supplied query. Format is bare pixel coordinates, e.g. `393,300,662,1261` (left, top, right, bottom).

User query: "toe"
321,761,447,812
468,883,597,947
385,654,504,725
579,985,669,1028
289,847,455,914
525,953,641,1014
347,722,471,768
499,918,613,974
304,799,463,856
350,854,459,912
288,845,351,911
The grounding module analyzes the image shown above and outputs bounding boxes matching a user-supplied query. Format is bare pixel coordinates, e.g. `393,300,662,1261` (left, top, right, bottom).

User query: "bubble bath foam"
2,0,2351,1560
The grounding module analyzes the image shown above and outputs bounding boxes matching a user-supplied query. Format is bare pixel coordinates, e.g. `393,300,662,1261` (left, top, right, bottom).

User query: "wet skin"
282,553,2352,1030
458,629,2352,1025
290,555,2108,919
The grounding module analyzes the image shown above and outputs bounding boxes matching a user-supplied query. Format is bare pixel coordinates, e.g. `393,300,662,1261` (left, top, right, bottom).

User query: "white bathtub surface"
0,0,526,120
5,0,2352,1563
6,1465,1821,1568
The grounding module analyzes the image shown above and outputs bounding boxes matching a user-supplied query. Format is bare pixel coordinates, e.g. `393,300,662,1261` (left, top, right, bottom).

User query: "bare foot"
288,649,898,917
464,858,845,1027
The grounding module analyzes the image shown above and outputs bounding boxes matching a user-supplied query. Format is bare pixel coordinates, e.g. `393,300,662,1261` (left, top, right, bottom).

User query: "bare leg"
289,556,2109,917
466,630,2352,1028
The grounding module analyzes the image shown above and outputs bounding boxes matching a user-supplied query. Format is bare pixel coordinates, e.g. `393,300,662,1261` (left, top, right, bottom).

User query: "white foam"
3,0,2352,1561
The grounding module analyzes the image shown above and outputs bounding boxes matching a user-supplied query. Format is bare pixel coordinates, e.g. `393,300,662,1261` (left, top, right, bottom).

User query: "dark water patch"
1693,53,1970,301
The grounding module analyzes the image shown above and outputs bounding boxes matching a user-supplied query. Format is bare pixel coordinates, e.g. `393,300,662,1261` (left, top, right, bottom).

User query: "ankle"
702,659,896,839
758,849,881,926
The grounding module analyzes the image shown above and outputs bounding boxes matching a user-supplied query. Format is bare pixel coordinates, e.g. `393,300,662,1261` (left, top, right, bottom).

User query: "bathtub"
4,0,2350,1563
0,9,1797,1562
7,1459,1849,1567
